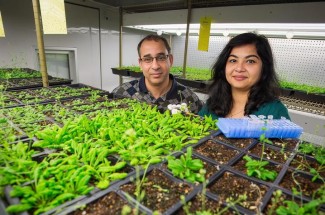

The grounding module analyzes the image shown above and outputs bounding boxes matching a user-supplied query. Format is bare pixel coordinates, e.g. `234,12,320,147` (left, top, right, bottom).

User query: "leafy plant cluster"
164,66,212,81
117,65,212,80
2,104,54,138
244,133,278,181
167,147,206,183
1,96,139,140
263,140,324,214
2,142,127,214
0,68,41,79
280,80,325,94
120,65,142,72
296,142,324,182
0,77,69,89
116,65,325,94
298,142,325,165
34,103,216,164
1,98,217,214
1,85,105,107
268,186,325,215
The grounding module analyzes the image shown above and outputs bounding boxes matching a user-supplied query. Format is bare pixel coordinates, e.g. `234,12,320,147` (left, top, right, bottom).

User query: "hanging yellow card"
0,11,5,37
40,0,67,34
198,17,212,51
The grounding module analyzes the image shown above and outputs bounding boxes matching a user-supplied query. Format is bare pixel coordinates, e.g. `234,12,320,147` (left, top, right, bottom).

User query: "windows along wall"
46,52,70,79
35,49,77,82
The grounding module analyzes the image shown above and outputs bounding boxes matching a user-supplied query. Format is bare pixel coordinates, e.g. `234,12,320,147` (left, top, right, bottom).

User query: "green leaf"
97,180,110,189
6,203,33,213
50,193,75,206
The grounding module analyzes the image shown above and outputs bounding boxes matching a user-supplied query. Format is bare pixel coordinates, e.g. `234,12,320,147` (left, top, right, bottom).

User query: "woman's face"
225,44,262,92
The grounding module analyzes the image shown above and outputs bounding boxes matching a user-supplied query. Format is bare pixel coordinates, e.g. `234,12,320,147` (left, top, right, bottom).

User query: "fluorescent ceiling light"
125,23,325,38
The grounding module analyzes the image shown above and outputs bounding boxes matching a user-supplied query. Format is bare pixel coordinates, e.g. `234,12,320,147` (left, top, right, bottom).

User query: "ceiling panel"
93,0,319,13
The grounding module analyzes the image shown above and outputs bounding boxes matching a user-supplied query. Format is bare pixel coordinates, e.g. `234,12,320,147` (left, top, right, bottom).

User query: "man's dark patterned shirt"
112,75,203,114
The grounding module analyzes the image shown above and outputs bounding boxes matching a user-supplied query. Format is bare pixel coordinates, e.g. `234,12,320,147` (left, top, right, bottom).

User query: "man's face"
138,40,173,87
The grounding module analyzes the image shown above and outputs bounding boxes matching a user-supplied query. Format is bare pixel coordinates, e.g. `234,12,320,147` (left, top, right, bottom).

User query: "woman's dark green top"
198,100,290,120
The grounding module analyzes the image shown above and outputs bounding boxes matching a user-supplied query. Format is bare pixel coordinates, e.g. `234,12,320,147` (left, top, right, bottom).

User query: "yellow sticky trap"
0,11,5,37
198,17,212,52
40,0,67,34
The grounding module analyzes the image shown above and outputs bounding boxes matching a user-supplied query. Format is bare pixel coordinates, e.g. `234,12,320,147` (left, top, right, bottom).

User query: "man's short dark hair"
137,34,171,57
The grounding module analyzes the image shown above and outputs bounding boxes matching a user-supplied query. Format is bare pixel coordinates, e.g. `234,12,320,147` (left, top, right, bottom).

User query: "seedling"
243,155,278,181
244,133,278,181
296,142,324,182
167,147,206,183
273,186,325,215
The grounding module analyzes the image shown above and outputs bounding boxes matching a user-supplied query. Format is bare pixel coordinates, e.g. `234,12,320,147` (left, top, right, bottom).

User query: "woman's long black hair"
206,32,280,117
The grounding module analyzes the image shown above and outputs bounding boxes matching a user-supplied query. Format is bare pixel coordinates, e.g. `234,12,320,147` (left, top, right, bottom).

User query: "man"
112,34,202,114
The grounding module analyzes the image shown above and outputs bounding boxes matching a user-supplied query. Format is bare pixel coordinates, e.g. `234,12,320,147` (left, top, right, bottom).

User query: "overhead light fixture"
286,32,294,39
223,31,229,37
124,23,325,39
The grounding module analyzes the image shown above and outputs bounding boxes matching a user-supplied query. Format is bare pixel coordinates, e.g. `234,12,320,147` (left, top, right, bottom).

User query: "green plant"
244,133,278,181
180,192,247,215
170,66,183,76
243,155,278,181
0,68,41,79
123,65,141,72
274,186,325,215
0,142,38,188
2,96,218,214
170,67,211,80
124,165,149,215
6,156,94,214
167,147,206,183
280,80,325,94
296,142,324,182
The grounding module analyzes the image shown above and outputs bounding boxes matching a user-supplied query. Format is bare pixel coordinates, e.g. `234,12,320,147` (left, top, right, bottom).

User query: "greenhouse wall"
0,0,122,92
171,36,325,88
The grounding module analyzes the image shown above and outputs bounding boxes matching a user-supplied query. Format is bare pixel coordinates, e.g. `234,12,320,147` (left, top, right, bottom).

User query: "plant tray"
262,187,325,214
217,117,303,138
111,68,130,76
3,77,72,91
292,90,325,104
128,70,143,78
119,167,197,214
175,77,207,89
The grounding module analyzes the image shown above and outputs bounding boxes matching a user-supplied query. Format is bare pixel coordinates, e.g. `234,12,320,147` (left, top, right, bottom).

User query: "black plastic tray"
117,167,198,215
206,168,270,215
111,68,130,77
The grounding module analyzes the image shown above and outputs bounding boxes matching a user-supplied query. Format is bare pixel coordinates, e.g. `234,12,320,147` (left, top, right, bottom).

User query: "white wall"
0,0,37,68
0,0,122,91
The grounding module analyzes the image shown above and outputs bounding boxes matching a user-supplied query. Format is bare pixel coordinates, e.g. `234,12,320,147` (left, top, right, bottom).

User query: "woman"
199,32,290,120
